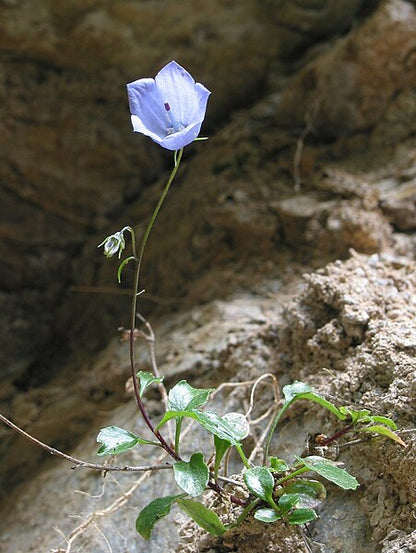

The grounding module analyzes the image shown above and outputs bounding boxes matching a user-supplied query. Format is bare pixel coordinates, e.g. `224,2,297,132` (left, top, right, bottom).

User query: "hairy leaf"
282,381,313,402
282,382,345,420
283,479,326,501
368,416,397,430
278,493,300,514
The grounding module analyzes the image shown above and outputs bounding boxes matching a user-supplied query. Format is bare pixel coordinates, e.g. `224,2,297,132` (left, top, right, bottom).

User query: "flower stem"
128,149,184,461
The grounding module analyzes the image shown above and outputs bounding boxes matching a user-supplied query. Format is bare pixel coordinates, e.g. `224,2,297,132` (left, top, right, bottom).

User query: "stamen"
164,101,183,134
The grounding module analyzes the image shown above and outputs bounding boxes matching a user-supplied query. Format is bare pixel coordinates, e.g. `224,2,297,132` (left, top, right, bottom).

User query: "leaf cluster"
96,378,405,540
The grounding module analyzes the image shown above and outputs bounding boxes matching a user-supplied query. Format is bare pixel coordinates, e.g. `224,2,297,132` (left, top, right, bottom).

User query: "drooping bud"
98,230,126,259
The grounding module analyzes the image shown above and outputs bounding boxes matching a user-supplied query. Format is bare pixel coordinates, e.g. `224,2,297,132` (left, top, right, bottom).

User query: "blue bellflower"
127,60,211,151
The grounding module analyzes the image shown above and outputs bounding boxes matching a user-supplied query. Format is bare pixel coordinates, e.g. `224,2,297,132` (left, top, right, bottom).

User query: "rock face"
0,0,272,382
1,0,416,552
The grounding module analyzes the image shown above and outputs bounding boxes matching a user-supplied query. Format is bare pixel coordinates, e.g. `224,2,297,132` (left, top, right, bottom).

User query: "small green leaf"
283,479,326,502
244,467,275,503
214,435,231,477
96,425,155,456
177,499,227,536
173,453,209,497
197,411,246,444
282,382,345,420
287,508,317,525
269,457,289,472
339,407,371,424
278,493,300,514
361,425,407,447
157,410,246,446
221,412,250,441
212,412,250,476
137,370,164,397
339,408,398,431
368,416,397,430
168,380,214,412
117,255,136,283
279,491,321,511
254,508,281,523
282,381,313,402
136,494,185,540
298,456,359,490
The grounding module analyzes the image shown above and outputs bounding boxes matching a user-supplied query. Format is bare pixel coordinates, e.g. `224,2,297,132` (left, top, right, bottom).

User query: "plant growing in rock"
0,60,407,548
95,61,406,541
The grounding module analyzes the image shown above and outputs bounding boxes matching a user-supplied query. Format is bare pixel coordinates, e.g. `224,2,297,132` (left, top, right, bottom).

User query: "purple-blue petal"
127,61,211,150
130,115,166,143
127,78,166,138
157,122,203,151
155,61,208,127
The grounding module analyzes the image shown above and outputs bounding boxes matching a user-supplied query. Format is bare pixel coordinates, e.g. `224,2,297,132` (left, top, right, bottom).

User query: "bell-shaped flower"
127,60,211,151
98,230,126,259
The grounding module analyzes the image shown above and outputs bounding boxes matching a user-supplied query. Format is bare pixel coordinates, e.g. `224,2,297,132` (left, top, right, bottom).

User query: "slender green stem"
137,148,183,268
263,400,292,464
175,418,183,456
235,444,251,469
127,149,184,461
231,498,261,528
275,466,309,486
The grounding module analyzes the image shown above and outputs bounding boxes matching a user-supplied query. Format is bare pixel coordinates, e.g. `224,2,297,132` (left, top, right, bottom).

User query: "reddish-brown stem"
317,424,354,446
128,258,180,461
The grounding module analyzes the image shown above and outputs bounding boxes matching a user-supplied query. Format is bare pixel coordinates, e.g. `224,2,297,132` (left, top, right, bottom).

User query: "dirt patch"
173,251,416,553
